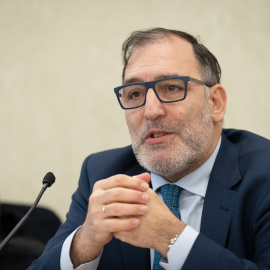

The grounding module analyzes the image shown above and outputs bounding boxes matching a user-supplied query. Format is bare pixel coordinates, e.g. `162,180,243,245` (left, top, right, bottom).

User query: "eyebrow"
123,78,143,85
123,74,182,85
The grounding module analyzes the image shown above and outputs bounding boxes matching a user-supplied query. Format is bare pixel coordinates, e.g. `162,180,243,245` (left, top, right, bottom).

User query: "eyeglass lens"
118,78,186,108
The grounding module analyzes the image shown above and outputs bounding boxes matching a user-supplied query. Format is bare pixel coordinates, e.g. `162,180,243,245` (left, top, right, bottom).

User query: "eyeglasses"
114,76,213,110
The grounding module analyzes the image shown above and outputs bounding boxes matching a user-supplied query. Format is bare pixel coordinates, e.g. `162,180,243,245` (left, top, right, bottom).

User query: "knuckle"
105,189,115,200
93,180,102,190
111,175,124,186
107,188,122,200
107,203,120,216
89,193,96,204
112,203,121,215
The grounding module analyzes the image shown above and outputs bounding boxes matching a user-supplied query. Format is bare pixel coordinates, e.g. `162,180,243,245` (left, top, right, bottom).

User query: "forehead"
124,36,201,82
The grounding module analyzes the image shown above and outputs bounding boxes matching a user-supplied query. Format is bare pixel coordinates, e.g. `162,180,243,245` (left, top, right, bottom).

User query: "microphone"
0,172,56,251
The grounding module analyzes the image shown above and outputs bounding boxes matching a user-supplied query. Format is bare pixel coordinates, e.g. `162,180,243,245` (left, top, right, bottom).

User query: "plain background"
0,0,269,221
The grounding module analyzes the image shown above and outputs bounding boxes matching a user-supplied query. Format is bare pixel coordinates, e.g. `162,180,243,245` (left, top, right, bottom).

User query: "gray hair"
121,27,221,86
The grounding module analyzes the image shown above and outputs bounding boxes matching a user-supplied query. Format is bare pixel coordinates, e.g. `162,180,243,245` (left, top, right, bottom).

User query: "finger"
97,187,149,205
94,217,140,233
104,203,148,217
94,174,149,192
135,173,151,184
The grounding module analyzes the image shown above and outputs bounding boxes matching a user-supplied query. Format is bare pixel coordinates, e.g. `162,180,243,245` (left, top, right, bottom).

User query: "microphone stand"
0,172,55,251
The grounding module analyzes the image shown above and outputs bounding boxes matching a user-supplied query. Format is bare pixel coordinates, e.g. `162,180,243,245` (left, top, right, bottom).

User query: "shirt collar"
151,136,221,197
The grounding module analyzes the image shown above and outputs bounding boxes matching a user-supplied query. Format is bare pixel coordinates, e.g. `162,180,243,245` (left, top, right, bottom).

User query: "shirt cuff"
160,225,199,270
60,227,102,270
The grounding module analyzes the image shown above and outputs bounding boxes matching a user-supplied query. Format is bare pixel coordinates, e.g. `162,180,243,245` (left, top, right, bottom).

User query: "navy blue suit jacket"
28,129,270,269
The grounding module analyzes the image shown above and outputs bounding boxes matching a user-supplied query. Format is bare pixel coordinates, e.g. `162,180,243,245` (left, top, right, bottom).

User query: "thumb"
135,172,151,183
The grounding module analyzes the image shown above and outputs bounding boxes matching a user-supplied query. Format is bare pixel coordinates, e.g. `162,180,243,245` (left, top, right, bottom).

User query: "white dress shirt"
60,137,221,270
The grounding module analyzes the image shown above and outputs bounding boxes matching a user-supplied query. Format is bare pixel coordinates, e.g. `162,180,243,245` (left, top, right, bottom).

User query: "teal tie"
153,184,181,270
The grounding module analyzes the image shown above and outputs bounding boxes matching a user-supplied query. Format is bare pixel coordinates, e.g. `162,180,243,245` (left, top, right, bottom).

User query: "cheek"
125,111,142,135
171,100,205,127
165,103,185,120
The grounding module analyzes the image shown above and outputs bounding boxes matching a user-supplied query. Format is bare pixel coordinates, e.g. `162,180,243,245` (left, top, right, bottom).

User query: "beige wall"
0,0,269,221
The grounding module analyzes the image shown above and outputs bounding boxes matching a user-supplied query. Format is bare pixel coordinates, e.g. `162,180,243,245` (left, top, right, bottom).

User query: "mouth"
150,133,168,138
144,129,173,144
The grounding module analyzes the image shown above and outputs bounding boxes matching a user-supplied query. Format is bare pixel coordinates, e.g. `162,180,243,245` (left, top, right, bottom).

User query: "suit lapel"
200,132,242,246
200,180,237,246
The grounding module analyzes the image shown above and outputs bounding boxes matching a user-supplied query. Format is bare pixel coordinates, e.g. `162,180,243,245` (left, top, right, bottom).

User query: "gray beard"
130,104,214,181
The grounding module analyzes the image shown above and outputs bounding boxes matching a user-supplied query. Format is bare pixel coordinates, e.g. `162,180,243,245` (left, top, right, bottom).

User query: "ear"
209,84,227,123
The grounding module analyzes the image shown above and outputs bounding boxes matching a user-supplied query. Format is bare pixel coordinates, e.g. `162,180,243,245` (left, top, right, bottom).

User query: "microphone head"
43,172,56,187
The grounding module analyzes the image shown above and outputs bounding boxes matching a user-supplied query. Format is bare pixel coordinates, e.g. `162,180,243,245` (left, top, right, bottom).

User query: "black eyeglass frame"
114,76,213,110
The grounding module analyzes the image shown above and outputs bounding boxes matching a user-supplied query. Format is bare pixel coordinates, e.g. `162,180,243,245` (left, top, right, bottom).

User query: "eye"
129,90,143,99
122,86,145,100
167,85,178,91
166,84,184,92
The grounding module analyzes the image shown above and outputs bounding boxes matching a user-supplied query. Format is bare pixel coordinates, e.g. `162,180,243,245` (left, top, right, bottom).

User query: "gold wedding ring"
102,205,106,216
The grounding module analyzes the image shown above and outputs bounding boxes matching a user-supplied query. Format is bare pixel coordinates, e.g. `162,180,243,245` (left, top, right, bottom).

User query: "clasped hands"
71,173,185,267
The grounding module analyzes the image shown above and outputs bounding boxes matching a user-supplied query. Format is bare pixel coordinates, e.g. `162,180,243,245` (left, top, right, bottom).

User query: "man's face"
124,37,216,182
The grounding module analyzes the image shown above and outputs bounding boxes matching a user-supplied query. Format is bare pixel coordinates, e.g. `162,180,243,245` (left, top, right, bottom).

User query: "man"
28,28,270,269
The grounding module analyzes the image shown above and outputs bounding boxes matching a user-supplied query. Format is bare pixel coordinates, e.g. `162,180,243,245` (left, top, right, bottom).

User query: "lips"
145,129,172,144
150,133,168,138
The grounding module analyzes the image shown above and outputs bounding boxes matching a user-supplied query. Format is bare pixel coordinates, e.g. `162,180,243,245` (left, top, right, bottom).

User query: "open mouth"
150,133,168,138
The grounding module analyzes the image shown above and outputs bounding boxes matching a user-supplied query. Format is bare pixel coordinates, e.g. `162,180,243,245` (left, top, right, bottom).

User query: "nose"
144,88,166,120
